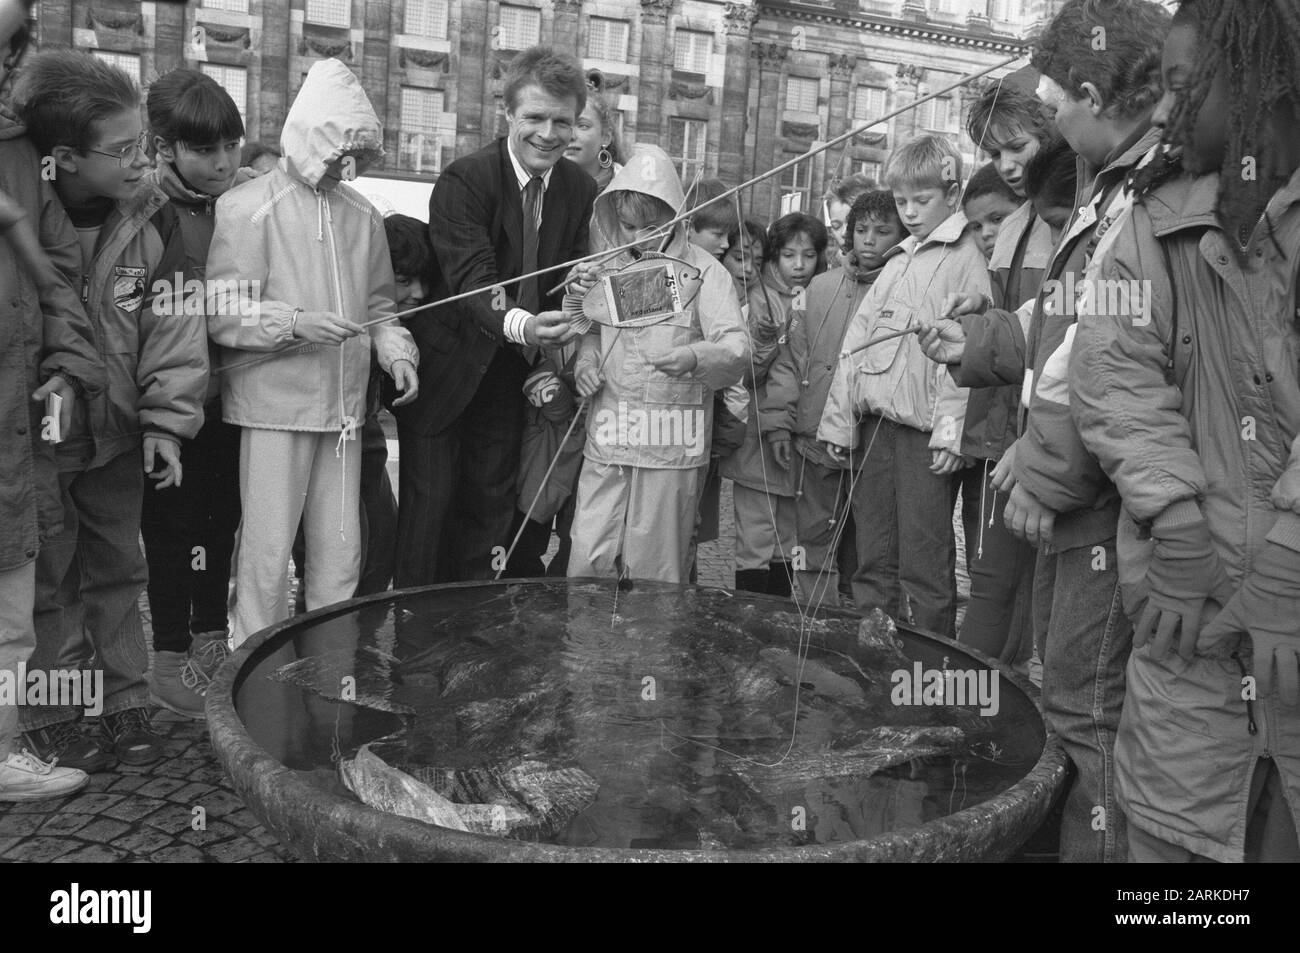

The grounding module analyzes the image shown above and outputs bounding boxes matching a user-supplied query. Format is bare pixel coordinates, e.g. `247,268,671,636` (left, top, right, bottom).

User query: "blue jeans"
1035,538,1132,863
20,451,150,731
0,562,36,757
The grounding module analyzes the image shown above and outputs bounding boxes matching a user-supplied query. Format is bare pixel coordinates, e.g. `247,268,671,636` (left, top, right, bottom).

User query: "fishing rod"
842,324,923,357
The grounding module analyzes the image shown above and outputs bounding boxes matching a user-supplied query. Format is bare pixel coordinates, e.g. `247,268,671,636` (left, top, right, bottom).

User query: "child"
721,212,827,595
822,173,876,268
684,178,738,259
762,190,904,607
0,12,103,798
961,162,1021,260
138,69,245,719
206,58,419,647
16,51,210,768
721,218,767,306
1072,0,1300,862
818,135,990,638
1023,137,1078,244
567,144,747,583
917,0,1172,862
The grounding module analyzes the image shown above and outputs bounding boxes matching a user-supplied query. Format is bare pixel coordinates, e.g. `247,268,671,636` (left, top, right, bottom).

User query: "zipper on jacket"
319,186,358,539
1231,650,1259,736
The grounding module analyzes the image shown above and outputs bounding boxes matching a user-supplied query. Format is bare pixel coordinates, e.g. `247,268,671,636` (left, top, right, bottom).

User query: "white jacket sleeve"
365,217,420,374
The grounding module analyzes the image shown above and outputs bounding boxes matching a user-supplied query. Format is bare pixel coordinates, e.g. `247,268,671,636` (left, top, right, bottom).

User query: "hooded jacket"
761,254,883,470
719,262,807,495
205,58,418,432
54,178,208,474
1071,167,1300,862
1010,125,1163,552
578,146,747,470
818,210,988,453
0,102,105,571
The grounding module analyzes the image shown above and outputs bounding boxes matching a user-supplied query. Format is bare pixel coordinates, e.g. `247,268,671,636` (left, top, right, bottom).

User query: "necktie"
519,176,542,313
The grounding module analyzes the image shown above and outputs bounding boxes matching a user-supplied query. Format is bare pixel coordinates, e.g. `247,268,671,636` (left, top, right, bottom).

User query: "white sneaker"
0,749,90,801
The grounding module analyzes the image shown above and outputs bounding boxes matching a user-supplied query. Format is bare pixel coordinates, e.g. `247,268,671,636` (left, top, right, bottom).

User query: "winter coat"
579,146,747,470
958,202,1053,462
0,104,104,572
761,254,882,470
818,210,988,454
55,181,208,474
1071,168,1300,861
206,58,418,433
720,263,805,495
1011,126,1163,553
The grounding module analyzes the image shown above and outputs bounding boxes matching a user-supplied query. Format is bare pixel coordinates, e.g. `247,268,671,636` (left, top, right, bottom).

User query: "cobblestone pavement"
1,425,970,863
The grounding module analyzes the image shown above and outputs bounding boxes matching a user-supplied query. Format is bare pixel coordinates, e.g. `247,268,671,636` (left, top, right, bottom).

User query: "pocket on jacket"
860,309,909,374
644,380,704,406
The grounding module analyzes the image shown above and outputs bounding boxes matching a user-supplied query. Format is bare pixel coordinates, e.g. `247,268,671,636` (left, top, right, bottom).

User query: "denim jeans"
849,416,957,637
20,451,150,731
1036,538,1133,863
0,562,37,757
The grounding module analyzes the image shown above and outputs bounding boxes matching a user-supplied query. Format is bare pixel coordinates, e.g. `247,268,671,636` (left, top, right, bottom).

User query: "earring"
598,147,613,169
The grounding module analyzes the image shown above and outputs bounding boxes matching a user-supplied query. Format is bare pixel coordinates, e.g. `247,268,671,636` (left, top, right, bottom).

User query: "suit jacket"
398,138,597,436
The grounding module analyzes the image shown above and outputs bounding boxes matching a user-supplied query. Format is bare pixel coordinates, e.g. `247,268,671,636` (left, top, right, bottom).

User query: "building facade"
32,0,1061,219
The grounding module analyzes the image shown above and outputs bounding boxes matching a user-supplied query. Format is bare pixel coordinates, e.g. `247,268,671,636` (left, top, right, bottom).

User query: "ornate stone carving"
668,80,715,104
895,63,922,83
828,53,856,80
87,5,143,33
639,0,674,25
201,24,252,49
782,120,819,141
723,2,758,37
750,42,788,67
400,48,449,71
299,33,352,60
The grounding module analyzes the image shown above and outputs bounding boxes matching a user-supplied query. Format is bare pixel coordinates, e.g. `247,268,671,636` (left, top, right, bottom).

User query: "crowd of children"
0,0,1296,864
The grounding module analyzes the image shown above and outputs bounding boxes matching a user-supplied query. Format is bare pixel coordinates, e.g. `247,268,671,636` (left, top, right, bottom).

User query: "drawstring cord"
1231,651,1259,736
335,414,358,538
978,457,994,560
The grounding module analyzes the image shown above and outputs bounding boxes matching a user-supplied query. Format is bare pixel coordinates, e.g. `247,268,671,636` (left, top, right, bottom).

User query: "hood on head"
280,58,384,189
591,143,686,254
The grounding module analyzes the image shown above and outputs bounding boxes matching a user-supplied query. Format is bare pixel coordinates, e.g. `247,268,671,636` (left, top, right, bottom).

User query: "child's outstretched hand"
574,361,603,398
144,436,183,490
930,448,963,475
1004,484,1055,547
388,359,419,406
649,345,698,377
565,261,602,298
917,319,968,365
294,310,364,345
823,442,849,465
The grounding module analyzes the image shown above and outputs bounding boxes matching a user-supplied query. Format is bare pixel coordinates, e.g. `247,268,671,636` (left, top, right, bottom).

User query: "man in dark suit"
394,47,597,585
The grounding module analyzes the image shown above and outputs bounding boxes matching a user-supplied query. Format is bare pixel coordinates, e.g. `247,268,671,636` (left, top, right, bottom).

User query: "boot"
181,630,231,699
733,569,768,594
767,561,793,598
149,650,205,720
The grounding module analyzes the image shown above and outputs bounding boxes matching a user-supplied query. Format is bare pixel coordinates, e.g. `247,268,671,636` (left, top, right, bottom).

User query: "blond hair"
883,135,963,192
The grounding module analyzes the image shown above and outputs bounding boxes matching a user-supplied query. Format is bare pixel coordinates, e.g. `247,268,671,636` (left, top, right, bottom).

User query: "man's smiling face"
507,84,577,178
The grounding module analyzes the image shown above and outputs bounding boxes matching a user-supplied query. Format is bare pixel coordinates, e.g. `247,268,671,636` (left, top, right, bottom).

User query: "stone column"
718,2,757,189
361,0,392,147
894,62,922,145
822,52,855,193
751,40,788,219
636,0,674,148
553,0,582,48
258,0,292,147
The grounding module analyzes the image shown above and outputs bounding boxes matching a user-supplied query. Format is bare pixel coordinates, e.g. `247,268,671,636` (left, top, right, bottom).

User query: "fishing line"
210,55,1023,380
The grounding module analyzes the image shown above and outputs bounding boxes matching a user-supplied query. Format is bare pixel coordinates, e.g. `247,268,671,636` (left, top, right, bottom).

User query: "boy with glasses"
14,50,208,770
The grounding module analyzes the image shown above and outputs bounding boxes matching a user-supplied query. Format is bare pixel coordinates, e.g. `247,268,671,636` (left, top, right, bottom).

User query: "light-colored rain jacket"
206,58,418,433
578,146,747,469
818,211,988,454
1071,167,1300,862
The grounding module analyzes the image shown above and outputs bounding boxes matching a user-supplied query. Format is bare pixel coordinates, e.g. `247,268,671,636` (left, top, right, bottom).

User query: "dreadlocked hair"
1154,0,1300,246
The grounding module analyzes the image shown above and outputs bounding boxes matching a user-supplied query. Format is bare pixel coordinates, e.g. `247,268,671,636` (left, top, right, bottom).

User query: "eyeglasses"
85,131,149,168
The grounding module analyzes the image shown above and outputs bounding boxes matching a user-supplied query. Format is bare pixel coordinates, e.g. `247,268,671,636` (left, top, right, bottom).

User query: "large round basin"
207,580,1066,862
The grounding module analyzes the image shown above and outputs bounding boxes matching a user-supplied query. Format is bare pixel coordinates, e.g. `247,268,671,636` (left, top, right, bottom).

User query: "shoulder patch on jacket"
113,266,147,314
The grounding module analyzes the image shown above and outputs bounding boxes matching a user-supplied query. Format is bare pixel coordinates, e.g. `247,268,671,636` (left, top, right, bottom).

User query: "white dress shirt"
502,142,555,344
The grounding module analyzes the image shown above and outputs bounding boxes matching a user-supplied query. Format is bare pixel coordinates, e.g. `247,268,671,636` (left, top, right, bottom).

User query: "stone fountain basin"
206,580,1067,862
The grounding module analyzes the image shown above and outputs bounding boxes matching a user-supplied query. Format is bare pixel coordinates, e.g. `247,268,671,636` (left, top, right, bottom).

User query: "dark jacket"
957,202,1052,462
0,103,105,571
397,138,597,436
1011,125,1164,553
